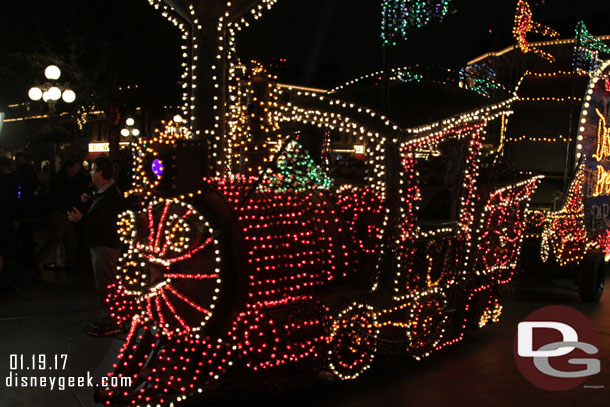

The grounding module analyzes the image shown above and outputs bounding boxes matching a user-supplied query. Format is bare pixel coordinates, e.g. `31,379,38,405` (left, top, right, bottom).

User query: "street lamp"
28,65,76,173
28,65,76,114
121,117,140,140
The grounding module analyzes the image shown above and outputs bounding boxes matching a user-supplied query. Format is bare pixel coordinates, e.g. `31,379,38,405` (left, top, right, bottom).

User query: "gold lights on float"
513,0,559,62
540,167,598,266
125,120,190,198
593,108,610,161
593,165,610,196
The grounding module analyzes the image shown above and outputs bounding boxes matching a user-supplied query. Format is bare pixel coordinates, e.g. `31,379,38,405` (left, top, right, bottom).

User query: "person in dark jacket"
35,157,84,275
68,155,123,336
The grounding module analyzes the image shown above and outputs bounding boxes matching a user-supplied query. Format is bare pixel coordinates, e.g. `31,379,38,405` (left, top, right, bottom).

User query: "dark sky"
238,0,610,87
2,0,610,107
0,0,181,110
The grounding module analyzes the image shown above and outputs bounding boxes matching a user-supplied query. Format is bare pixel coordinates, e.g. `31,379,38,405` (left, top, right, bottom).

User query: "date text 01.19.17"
9,354,68,371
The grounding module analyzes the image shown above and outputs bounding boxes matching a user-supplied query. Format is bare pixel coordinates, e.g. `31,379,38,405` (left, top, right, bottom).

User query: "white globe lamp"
44,65,61,80
28,87,43,101
62,89,76,103
47,86,62,101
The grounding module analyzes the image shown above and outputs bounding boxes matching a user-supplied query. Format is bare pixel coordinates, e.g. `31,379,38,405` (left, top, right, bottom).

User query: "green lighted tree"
381,0,452,47
573,21,610,73
261,141,332,193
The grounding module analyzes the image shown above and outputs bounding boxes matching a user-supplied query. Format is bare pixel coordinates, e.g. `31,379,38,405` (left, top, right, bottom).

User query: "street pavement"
0,268,607,407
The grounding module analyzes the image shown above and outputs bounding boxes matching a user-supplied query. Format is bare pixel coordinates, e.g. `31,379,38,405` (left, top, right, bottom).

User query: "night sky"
2,0,610,108
238,0,610,87
0,0,181,110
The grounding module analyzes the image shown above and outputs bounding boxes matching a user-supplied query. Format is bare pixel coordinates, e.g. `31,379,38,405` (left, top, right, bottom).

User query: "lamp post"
28,65,76,115
121,117,141,142
28,65,76,172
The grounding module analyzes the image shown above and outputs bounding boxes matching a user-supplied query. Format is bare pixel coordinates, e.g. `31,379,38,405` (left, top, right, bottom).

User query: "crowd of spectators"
0,153,130,282
0,152,132,336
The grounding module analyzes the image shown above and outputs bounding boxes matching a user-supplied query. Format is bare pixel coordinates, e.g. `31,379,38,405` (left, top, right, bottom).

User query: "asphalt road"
0,269,607,407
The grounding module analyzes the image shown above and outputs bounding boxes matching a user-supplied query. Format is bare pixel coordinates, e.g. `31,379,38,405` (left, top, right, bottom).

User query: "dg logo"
513,305,601,391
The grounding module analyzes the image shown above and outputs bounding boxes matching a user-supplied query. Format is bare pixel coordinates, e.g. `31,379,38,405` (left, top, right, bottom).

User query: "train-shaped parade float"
95,1,607,405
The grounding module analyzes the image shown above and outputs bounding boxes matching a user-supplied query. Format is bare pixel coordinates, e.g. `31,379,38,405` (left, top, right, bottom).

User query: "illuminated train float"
96,96,542,406
93,1,610,404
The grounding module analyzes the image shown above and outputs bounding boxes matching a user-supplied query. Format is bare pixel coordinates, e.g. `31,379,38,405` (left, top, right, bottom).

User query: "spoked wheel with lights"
115,197,224,337
404,292,451,360
327,303,378,380
96,319,236,406
98,197,238,406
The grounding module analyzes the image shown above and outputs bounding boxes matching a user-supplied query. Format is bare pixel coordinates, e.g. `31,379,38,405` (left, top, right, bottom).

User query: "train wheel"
327,303,378,380
578,251,606,303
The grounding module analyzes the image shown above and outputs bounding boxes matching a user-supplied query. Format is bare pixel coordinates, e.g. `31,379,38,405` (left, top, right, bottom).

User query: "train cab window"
415,138,461,222
330,155,368,184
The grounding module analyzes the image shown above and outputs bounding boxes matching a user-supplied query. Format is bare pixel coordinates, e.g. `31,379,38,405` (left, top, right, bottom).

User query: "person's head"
91,155,113,187
63,157,81,178
14,152,26,165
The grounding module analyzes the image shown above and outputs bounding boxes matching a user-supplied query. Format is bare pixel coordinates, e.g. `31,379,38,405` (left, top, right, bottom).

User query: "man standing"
36,157,84,276
68,155,123,336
